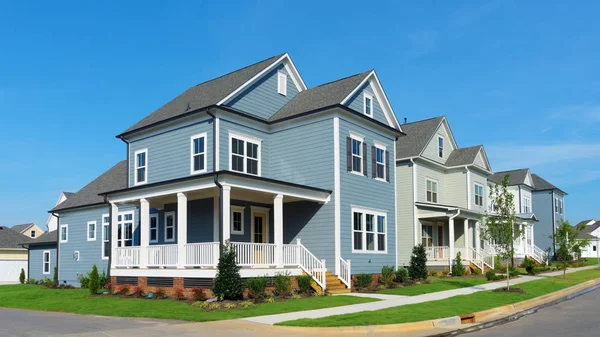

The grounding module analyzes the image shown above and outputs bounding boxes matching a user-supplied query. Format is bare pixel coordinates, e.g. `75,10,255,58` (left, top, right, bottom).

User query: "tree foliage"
408,244,428,280
19,269,25,284
213,240,244,300
88,264,100,294
452,251,466,276
553,219,589,277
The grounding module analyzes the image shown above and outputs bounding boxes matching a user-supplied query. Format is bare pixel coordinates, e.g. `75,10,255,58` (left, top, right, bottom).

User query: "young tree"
53,266,58,287
480,174,524,290
88,264,100,294
19,268,25,284
408,244,428,280
452,251,466,277
213,240,244,300
553,219,589,277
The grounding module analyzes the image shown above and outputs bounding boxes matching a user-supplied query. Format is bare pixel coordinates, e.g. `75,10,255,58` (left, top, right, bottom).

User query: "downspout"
207,108,223,244
466,167,471,210
551,190,556,259
51,213,60,283
103,195,113,280
410,158,418,247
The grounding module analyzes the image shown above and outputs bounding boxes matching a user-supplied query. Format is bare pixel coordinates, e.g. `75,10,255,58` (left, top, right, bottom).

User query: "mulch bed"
492,287,526,294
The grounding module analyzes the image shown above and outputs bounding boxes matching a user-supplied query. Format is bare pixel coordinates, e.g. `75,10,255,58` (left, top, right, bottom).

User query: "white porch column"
221,185,231,243
110,203,118,268
475,221,481,256
519,223,524,255
177,192,187,268
463,219,469,259
274,194,284,268
140,198,150,268
449,218,455,263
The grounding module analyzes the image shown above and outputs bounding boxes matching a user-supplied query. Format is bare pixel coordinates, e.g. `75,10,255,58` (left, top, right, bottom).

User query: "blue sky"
1,1,599,229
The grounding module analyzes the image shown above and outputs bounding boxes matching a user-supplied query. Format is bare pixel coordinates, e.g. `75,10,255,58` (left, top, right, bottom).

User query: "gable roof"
0,226,32,249
26,230,57,246
532,174,567,195
577,221,600,240
11,223,35,234
51,161,127,213
575,219,596,227
396,116,445,159
488,168,532,187
445,145,483,167
119,53,287,136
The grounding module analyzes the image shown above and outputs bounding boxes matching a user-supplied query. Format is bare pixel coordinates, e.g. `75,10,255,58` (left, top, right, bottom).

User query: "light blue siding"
227,64,299,119
345,82,389,126
339,117,396,274
219,119,270,175
29,245,56,281
229,200,274,244
532,191,558,252
129,117,214,186
149,198,215,245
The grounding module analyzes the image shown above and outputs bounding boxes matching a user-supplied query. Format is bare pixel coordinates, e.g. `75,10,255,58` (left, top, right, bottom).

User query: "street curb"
275,276,600,335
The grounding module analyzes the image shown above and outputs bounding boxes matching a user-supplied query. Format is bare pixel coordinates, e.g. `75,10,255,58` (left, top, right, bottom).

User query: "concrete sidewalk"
244,266,597,325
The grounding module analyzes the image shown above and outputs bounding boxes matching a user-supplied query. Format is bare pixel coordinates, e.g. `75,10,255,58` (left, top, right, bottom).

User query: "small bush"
88,265,100,294
296,275,313,294
409,244,428,280
174,288,186,300
154,288,167,299
117,285,131,296
265,296,276,303
78,274,90,288
104,282,114,293
291,293,302,300
26,278,37,285
99,270,108,288
19,269,25,284
192,287,207,302
53,266,58,286
274,271,292,297
132,286,145,298
486,271,496,281
213,241,244,300
355,273,373,290
241,301,255,308
494,256,505,272
191,301,208,309
452,252,466,277
523,257,537,275
246,276,269,301
223,302,237,309
380,266,395,286
395,267,409,283
472,267,482,275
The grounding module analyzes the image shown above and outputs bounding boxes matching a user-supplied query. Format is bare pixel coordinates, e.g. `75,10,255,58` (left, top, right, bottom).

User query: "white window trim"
250,206,270,243
277,70,287,96
30,230,36,238
59,224,68,243
350,132,364,176
149,213,159,243
101,214,109,260
164,211,176,243
134,148,148,186
560,199,564,215
190,133,208,175
426,178,439,203
87,221,97,242
474,183,484,206
42,250,51,274
438,136,444,158
231,206,245,235
351,206,387,254
363,92,373,117
374,142,387,182
523,196,531,213
117,211,135,247
229,132,262,176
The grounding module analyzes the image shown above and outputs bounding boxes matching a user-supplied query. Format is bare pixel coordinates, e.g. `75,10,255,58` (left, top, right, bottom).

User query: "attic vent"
277,71,287,96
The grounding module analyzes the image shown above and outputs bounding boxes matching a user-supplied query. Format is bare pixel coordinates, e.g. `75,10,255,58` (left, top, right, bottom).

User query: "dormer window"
363,93,373,116
277,71,287,96
438,136,444,158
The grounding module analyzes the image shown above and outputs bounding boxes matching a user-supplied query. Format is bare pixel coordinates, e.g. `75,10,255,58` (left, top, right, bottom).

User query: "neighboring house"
576,220,600,258
11,223,45,239
488,169,546,263
531,173,566,257
46,192,74,232
0,226,31,282
395,116,495,271
23,231,58,281
50,53,402,292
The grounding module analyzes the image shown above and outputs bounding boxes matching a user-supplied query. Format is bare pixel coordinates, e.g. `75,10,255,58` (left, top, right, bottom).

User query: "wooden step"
328,288,351,294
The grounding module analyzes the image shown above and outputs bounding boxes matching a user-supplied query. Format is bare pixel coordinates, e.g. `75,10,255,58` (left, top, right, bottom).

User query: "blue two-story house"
52,53,403,292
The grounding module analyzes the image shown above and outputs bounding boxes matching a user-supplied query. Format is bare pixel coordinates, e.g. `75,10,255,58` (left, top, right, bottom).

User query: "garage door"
0,260,28,283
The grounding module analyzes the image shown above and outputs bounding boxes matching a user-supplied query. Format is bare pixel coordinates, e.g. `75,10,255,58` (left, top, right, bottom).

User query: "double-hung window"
190,133,207,174
277,70,287,96
102,214,110,259
438,136,444,158
523,197,531,213
555,198,559,213
422,224,433,247
117,212,134,247
559,200,563,214
363,93,373,116
349,134,364,174
231,206,244,235
352,207,387,253
134,149,148,185
474,184,484,206
60,224,68,243
43,251,50,274
373,142,386,181
230,134,260,175
150,214,158,243
164,211,176,242
87,221,96,241
426,179,438,203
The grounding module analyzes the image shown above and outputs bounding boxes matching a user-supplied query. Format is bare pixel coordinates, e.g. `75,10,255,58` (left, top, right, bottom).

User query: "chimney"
404,117,407,124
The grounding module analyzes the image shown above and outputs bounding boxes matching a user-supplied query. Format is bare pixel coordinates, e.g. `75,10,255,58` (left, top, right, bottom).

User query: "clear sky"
1,1,598,229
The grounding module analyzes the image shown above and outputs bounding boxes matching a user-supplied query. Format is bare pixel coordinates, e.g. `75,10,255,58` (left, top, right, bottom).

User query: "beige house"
0,226,31,282
11,223,45,239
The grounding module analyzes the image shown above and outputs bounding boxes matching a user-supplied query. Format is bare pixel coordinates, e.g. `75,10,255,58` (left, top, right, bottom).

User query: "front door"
437,224,444,259
252,213,267,264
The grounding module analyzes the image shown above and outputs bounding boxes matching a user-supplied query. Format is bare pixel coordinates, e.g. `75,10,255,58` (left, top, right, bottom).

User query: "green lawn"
378,277,488,296
584,258,600,266
0,285,377,322
279,268,600,327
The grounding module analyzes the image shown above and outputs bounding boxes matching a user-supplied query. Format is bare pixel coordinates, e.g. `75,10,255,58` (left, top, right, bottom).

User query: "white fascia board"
218,175,330,203
107,178,217,204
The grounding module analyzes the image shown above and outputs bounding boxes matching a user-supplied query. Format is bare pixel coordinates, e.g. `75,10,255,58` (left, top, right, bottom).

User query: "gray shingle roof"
577,221,600,240
120,54,284,135
396,116,445,159
63,192,75,199
445,145,483,167
532,174,567,195
269,71,370,122
51,161,127,212
575,219,596,228
27,230,57,246
488,169,531,186
0,226,32,248
10,223,34,234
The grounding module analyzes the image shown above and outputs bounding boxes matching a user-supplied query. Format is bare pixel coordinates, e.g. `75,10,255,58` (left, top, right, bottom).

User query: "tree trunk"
506,263,510,290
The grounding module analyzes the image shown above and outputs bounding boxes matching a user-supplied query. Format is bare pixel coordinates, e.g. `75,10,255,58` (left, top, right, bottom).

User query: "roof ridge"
306,70,371,90
401,115,444,126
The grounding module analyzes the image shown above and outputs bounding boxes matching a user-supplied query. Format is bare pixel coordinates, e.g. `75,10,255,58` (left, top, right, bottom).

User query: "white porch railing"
231,242,276,266
282,244,299,265
425,246,449,261
297,239,327,291
482,249,494,269
338,257,351,288
147,244,178,267
114,247,141,267
185,242,219,267
531,245,548,265
455,247,469,260
468,247,484,271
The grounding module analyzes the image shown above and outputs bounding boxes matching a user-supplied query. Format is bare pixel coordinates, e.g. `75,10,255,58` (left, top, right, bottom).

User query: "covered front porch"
104,172,332,289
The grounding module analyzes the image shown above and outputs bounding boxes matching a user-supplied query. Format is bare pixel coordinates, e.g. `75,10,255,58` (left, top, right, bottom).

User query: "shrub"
508,266,520,278
355,273,373,290
117,285,131,296
486,271,496,281
452,252,466,277
291,293,302,300
99,270,108,288
174,288,186,301
380,266,395,286
213,241,244,300
26,278,37,285
494,256,505,272
132,286,145,298
522,257,537,275
241,301,255,308
19,269,25,284
191,301,208,309
154,288,167,299
409,244,428,280
223,302,237,309
104,282,114,293
53,266,58,286
472,267,482,275
265,296,276,303
88,265,100,294
395,267,409,283
274,271,292,298
296,275,313,294
246,276,269,301
78,274,90,288
192,287,207,302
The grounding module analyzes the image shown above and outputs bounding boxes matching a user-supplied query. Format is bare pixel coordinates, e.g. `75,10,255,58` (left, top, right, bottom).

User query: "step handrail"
338,257,351,288
296,239,326,291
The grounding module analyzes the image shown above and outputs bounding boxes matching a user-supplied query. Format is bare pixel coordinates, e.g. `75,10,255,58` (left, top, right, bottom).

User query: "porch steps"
325,272,351,294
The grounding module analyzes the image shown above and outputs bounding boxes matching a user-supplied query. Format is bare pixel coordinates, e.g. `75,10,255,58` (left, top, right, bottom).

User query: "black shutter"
385,150,390,182
363,142,368,176
346,137,352,171
371,146,377,178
